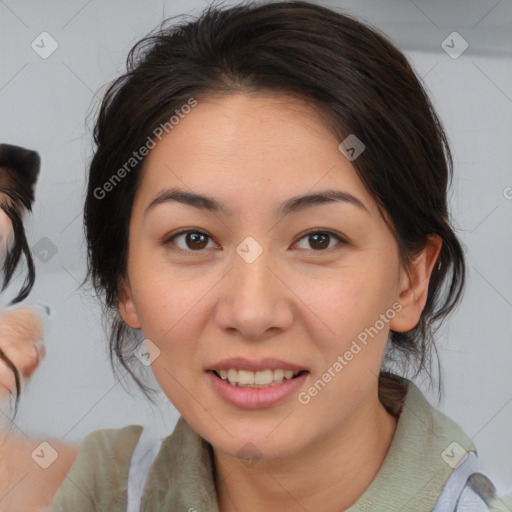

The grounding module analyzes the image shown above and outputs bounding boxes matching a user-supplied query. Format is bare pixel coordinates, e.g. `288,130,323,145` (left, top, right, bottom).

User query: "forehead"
134,92,376,216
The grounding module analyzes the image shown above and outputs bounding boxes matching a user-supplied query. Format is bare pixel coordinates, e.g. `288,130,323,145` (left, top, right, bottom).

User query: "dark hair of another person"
0,143,40,419
81,0,466,409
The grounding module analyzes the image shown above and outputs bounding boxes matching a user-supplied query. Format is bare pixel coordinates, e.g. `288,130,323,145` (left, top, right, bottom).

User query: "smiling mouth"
211,369,309,388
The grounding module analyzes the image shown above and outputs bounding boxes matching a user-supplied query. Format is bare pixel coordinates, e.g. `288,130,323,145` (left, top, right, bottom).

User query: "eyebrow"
144,187,369,217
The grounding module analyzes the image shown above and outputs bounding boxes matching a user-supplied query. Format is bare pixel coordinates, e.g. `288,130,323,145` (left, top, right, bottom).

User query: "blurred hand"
0,306,79,512
0,307,45,396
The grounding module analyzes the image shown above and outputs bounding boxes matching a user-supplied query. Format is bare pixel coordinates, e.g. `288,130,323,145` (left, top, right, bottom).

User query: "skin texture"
0,432,79,512
119,92,442,511
0,306,44,394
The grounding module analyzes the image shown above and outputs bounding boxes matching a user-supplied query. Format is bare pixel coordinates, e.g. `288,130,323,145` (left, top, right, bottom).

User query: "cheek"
129,271,213,394
307,260,398,367
134,289,197,348
135,290,202,409
129,247,208,340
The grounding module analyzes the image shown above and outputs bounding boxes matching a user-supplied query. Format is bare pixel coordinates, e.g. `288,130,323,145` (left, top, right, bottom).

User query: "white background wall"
0,0,511,496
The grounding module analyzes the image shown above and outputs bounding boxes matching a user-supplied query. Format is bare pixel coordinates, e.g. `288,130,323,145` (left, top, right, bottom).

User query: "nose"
214,240,294,341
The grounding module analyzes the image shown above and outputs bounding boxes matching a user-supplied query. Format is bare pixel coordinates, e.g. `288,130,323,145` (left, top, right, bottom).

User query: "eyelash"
162,228,347,256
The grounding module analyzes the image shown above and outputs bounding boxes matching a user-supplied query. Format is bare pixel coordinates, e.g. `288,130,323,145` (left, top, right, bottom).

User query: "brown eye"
183,232,209,250
164,230,216,253
294,230,346,251
163,228,346,255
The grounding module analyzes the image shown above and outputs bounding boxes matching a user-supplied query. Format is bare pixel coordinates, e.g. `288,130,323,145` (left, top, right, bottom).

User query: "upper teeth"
216,368,300,387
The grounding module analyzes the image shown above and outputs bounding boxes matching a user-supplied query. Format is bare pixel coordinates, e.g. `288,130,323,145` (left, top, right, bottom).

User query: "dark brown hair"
82,0,466,407
0,143,39,419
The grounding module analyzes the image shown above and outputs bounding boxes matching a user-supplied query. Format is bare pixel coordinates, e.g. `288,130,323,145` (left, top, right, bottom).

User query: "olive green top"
50,379,482,511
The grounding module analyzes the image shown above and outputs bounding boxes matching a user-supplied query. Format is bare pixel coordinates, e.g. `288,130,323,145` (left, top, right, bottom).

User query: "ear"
118,277,142,329
390,234,442,332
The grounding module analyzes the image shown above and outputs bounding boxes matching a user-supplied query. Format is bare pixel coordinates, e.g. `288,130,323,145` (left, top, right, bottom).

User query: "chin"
214,434,303,463
197,417,309,463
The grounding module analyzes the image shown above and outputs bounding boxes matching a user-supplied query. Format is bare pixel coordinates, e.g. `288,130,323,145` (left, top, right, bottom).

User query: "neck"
213,383,399,512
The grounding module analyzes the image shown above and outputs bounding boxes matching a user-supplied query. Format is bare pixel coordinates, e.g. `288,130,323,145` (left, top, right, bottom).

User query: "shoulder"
50,424,143,512
463,474,512,512
456,479,512,512
438,462,512,512
81,423,144,464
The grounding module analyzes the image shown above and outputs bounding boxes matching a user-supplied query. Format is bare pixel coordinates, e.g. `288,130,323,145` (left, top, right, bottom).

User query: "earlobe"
118,278,142,329
390,235,442,333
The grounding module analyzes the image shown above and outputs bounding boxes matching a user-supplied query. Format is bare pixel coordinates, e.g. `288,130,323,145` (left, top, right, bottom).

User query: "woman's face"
119,92,424,461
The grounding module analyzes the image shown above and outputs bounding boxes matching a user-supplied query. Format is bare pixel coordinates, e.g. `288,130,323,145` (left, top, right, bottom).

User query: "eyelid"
162,228,218,254
294,228,347,245
292,229,347,253
163,227,347,254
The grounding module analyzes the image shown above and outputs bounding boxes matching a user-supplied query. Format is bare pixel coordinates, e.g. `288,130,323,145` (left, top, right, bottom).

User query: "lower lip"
206,370,309,409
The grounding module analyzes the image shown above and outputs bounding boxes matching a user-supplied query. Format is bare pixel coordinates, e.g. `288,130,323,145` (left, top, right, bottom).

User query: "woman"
0,1,510,511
